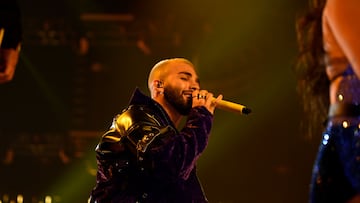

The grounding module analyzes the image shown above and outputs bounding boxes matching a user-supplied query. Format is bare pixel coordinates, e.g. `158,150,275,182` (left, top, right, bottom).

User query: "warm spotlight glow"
16,194,23,203
45,195,52,203
2,194,9,202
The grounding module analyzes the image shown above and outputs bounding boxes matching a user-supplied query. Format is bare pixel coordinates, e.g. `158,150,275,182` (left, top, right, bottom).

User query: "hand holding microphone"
193,90,252,115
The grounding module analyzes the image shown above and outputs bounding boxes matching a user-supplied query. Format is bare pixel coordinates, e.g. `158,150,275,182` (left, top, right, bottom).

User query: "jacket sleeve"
148,106,213,180
96,105,213,182
95,105,173,169
91,105,166,201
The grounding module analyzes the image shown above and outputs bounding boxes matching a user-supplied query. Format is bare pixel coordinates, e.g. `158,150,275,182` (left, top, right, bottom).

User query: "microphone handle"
212,98,252,115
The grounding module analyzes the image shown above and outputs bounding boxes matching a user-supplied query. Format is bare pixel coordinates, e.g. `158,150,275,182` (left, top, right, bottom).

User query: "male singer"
89,58,222,202
0,0,22,84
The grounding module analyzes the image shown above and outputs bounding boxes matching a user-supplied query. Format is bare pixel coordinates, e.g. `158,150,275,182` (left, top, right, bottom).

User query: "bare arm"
326,0,360,78
0,48,19,84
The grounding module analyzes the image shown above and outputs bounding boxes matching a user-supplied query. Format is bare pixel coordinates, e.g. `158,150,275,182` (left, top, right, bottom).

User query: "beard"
163,85,192,115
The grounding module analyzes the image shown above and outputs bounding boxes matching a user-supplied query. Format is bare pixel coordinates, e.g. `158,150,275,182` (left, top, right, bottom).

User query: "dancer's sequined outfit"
310,65,360,202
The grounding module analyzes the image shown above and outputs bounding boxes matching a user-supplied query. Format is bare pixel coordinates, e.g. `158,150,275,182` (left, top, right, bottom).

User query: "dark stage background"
0,0,319,202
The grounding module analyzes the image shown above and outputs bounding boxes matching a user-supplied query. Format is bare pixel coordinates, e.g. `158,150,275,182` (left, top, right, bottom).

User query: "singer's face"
163,62,200,115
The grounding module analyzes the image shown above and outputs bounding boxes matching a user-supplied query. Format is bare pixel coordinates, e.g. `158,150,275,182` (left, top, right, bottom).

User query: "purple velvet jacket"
90,88,213,203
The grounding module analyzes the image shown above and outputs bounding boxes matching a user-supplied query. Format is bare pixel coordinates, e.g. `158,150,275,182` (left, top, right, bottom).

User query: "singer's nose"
190,87,199,91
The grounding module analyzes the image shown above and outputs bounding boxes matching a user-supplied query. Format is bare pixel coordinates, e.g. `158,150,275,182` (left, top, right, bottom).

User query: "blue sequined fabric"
310,122,360,203
335,65,360,104
310,65,360,202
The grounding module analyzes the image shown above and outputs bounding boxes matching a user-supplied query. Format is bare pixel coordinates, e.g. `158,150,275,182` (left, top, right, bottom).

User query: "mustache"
182,90,194,96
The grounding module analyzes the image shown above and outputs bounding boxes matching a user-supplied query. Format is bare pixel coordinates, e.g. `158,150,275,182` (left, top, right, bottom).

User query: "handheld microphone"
212,98,252,115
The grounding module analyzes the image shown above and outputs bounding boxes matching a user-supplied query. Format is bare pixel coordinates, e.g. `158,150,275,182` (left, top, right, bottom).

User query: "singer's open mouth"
182,90,193,98
182,91,194,102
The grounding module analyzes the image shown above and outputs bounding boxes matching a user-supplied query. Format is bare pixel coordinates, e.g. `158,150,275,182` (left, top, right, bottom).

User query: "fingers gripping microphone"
212,98,252,115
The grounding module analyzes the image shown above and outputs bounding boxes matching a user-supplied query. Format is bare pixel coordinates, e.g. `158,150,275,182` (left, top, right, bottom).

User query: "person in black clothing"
90,58,222,202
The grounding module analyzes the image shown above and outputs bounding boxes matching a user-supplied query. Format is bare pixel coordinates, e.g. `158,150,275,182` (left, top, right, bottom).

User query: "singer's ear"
151,80,164,97
155,80,163,88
